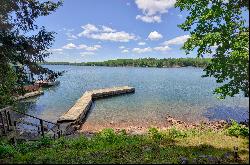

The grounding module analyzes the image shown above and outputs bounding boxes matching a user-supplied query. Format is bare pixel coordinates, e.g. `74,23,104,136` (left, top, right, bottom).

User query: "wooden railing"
0,106,62,141
0,107,13,135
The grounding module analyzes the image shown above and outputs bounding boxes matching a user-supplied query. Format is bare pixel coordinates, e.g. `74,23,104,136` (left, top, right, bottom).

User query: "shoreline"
40,57,210,69
43,63,205,69
76,114,231,136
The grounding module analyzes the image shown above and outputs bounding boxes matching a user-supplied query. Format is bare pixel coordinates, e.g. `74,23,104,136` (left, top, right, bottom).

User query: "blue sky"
36,0,248,62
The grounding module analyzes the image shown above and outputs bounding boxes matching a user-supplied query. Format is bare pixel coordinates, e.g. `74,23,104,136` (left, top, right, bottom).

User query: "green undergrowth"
0,125,249,164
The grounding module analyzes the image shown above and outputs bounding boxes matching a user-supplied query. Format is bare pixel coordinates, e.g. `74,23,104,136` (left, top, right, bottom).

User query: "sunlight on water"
17,65,249,125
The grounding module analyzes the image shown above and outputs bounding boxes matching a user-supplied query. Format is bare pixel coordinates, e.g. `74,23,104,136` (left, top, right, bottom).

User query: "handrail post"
37,125,40,134
40,119,44,138
57,124,61,138
0,112,6,135
13,120,17,127
4,110,10,131
7,111,12,126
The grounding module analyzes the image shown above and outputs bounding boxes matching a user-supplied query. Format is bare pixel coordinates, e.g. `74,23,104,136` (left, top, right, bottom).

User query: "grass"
0,126,249,164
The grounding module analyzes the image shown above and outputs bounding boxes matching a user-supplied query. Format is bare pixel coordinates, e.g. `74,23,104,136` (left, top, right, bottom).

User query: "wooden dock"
57,86,135,125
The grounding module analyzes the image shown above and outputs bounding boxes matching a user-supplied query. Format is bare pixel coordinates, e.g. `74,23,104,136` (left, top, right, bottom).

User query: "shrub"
148,127,165,141
0,142,16,158
69,135,88,149
168,127,187,139
96,128,117,144
227,120,249,137
38,136,53,147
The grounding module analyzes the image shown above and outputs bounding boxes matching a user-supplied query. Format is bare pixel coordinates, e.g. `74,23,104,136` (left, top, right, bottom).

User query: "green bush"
0,142,16,158
0,65,18,109
96,128,117,143
148,127,165,141
68,135,88,149
227,120,249,137
168,127,187,139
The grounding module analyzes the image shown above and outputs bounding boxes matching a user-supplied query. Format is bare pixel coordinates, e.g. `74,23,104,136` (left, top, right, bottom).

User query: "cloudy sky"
35,0,245,62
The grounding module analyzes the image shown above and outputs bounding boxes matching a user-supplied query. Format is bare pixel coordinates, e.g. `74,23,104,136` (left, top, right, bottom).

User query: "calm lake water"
17,65,249,128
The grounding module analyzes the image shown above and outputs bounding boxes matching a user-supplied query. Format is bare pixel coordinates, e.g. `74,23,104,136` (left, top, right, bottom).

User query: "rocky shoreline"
76,114,232,136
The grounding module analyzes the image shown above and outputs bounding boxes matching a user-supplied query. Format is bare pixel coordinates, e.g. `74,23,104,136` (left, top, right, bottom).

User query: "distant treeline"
43,58,211,68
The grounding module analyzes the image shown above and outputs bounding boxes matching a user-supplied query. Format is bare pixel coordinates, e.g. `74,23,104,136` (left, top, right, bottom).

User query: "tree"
175,0,249,99
0,0,63,108
0,65,17,109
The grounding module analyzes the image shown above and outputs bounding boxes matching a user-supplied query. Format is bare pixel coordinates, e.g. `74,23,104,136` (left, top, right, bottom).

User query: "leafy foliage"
0,64,17,109
168,127,188,139
148,127,166,141
0,140,16,158
0,0,63,107
227,120,249,137
175,0,249,99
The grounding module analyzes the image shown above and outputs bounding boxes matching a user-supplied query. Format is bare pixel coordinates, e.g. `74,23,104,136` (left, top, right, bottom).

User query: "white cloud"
163,35,190,45
135,0,176,23
66,33,78,40
50,48,63,52
86,45,102,51
135,0,176,16
136,15,161,23
62,43,102,51
119,46,126,49
122,49,129,53
138,42,146,46
77,44,102,51
62,43,77,49
80,52,95,56
49,48,64,55
102,26,116,32
78,24,99,37
132,47,152,53
89,31,136,42
148,31,163,40
78,24,136,42
77,44,88,49
154,45,171,51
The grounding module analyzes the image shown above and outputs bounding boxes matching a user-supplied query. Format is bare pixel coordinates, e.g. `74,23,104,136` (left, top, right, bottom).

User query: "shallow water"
17,65,249,128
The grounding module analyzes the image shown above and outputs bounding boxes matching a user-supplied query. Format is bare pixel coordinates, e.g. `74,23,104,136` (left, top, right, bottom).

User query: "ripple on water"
17,66,249,128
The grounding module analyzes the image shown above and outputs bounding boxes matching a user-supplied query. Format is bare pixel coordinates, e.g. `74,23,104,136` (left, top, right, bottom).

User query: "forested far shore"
42,58,211,68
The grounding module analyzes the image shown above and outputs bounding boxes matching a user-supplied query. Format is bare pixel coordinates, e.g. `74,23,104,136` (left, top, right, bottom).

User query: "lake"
17,65,249,131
